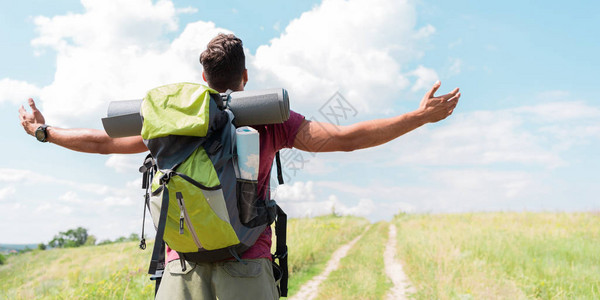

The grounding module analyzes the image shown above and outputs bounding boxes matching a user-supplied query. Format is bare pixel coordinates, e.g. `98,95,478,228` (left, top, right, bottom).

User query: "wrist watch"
35,125,50,143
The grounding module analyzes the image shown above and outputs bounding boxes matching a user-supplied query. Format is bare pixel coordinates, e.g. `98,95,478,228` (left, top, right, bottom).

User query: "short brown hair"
199,33,245,91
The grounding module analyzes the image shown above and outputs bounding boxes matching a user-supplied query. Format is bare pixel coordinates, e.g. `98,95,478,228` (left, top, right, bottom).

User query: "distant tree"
128,233,140,241
84,235,97,246
0,253,6,265
114,236,128,243
94,233,141,246
330,204,341,217
97,239,113,246
49,227,89,248
38,243,46,251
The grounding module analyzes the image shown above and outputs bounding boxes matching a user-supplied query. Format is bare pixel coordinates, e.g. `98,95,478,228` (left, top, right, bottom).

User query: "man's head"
200,33,247,92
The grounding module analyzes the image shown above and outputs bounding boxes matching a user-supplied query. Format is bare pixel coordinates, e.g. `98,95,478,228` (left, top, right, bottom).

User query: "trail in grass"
289,225,371,300
384,223,415,300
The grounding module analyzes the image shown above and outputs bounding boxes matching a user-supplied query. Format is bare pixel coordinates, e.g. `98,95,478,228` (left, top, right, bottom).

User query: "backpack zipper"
176,192,203,249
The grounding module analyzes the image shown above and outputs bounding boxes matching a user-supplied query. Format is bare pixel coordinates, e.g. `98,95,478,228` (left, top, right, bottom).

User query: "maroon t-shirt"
166,110,305,263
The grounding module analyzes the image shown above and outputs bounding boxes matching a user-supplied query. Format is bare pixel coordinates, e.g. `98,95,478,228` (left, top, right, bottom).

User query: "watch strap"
36,125,50,143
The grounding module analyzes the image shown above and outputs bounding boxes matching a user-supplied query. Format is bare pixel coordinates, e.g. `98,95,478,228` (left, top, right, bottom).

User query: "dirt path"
289,225,371,300
384,223,416,300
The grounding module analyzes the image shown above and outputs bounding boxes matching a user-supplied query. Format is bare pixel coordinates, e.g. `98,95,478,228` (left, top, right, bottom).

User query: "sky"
1,0,599,244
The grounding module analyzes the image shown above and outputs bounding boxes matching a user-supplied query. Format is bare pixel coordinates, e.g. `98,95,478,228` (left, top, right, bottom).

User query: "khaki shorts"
156,258,279,300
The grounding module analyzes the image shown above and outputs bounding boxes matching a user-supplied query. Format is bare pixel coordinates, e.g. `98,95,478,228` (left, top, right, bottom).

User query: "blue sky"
1,0,599,244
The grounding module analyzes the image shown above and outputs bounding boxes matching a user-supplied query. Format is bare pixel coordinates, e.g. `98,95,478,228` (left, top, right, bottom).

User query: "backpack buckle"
273,246,288,259
266,200,278,225
159,170,175,185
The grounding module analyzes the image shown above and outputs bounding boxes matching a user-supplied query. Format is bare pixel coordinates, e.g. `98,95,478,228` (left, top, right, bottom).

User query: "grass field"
0,241,155,299
283,215,370,297
1,212,598,299
393,212,600,299
0,215,369,299
317,222,392,299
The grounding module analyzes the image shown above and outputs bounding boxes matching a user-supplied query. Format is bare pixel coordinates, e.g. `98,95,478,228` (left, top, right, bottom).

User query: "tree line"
0,227,144,265
40,227,142,250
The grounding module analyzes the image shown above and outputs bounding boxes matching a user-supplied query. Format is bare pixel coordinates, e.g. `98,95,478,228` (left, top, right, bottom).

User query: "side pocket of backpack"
236,178,272,228
237,178,260,225
148,170,241,253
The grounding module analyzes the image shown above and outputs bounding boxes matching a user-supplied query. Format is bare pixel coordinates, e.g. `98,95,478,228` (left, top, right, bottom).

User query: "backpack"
137,82,289,296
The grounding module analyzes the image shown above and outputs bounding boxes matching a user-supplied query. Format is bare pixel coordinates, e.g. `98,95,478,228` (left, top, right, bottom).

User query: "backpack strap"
220,89,234,109
139,154,156,251
275,151,284,185
273,204,288,297
149,241,165,297
148,175,171,276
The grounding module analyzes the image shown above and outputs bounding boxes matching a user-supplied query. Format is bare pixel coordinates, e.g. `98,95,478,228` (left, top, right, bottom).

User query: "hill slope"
0,215,368,299
1,213,598,299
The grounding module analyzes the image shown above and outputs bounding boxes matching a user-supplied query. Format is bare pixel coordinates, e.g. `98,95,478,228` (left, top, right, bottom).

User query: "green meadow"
393,212,600,299
1,212,598,299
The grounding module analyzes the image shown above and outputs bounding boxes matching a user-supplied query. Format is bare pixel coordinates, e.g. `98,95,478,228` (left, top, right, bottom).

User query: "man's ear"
202,71,207,83
242,69,248,87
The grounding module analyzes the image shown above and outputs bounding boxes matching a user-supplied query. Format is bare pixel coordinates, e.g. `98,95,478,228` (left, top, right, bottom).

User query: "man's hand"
418,81,460,123
18,98,46,136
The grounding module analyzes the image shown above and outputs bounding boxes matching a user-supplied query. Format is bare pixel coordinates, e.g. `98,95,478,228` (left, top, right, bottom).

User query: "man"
19,33,460,299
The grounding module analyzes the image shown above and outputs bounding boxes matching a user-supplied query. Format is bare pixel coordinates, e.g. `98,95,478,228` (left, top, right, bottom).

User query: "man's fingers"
446,93,460,110
439,88,460,101
444,91,460,103
28,98,39,112
27,97,46,123
426,80,441,98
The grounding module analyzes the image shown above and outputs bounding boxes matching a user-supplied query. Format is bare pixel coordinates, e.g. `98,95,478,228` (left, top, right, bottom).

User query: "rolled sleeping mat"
101,99,143,138
227,88,290,126
101,88,290,137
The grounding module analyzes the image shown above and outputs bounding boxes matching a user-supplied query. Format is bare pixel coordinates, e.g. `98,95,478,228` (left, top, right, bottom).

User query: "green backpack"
137,82,288,296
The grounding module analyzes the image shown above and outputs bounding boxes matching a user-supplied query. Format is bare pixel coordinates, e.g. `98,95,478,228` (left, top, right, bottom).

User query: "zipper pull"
177,192,185,234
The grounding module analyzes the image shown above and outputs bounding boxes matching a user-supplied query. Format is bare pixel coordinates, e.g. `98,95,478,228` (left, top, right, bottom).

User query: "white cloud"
175,6,198,14
249,0,435,114
0,78,41,105
432,169,536,199
410,65,439,91
59,191,82,203
448,38,462,49
299,99,600,172
448,58,462,76
536,90,570,101
31,0,178,51
331,196,375,217
414,114,558,165
0,168,142,217
515,101,600,122
274,180,376,218
316,167,546,214
126,178,142,189
105,153,148,173
103,196,135,207
274,181,317,202
26,0,231,127
387,106,591,168
0,167,144,243
0,186,16,201
0,168,59,184
0,168,126,196
35,202,74,215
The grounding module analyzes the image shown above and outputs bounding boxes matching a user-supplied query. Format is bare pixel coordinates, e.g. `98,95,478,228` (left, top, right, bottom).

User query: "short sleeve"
269,110,305,151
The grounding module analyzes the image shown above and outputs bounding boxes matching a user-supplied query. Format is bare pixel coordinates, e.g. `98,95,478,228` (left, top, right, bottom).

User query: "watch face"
36,126,46,142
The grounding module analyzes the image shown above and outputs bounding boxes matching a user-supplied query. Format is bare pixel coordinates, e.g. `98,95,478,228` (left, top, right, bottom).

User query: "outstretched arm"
294,81,460,152
18,98,147,154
